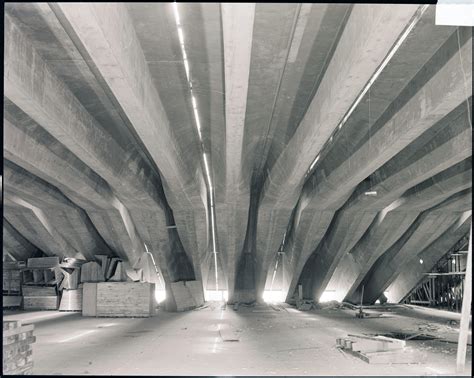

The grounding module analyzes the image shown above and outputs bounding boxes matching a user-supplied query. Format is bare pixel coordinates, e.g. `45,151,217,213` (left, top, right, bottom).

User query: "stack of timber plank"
3,320,35,375
166,281,205,312
80,261,104,283
27,257,59,269
336,334,426,364
22,257,60,311
80,255,127,283
59,286,83,312
82,282,155,317
22,286,58,310
3,261,25,309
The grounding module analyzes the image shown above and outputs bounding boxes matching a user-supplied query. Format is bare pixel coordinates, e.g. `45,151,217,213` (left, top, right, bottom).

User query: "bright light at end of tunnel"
262,290,285,303
155,289,166,303
205,290,228,302
419,258,424,264
319,290,344,303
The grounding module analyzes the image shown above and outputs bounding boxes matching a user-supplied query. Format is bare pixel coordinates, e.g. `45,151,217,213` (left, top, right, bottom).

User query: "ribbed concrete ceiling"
3,3,472,305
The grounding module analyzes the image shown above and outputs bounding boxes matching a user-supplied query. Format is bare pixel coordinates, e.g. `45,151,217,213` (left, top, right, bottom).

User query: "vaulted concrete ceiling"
3,3,472,304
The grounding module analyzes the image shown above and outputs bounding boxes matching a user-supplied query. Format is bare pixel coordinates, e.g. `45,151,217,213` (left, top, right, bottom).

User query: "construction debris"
314,300,342,310
336,334,426,364
296,299,315,311
3,320,36,375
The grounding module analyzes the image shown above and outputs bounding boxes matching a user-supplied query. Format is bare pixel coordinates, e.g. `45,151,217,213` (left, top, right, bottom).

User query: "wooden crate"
22,268,62,286
3,296,22,308
22,286,56,297
3,320,35,375
3,268,22,295
82,282,155,317
23,296,58,311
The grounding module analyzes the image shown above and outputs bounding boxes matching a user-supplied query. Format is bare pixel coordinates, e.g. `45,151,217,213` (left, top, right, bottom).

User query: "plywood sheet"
23,296,58,310
95,282,155,317
82,282,98,316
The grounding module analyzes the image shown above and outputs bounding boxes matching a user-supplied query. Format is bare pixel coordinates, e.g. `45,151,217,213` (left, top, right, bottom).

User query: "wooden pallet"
3,320,36,375
3,296,22,308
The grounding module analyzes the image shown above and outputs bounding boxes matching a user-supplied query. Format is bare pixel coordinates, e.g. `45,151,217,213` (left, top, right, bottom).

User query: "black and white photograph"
2,1,472,376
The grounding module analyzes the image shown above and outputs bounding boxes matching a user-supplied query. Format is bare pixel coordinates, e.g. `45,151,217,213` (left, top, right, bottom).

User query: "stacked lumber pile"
3,320,35,375
82,282,155,317
166,281,205,312
336,334,426,364
22,257,61,311
3,261,25,309
57,258,84,311
27,257,59,269
22,286,58,310
80,261,103,282
80,255,126,283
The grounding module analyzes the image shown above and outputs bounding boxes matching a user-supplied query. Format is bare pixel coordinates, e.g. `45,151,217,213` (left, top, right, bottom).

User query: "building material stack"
80,255,126,283
56,255,130,313
22,257,62,311
3,320,35,375
336,334,426,364
58,258,85,312
3,261,26,309
82,282,155,317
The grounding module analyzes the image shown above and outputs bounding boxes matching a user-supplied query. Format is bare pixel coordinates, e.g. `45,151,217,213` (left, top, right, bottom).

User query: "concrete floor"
4,304,472,376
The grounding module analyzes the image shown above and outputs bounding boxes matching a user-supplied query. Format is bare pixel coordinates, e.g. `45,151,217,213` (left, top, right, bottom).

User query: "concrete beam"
3,162,113,261
311,102,471,300
304,28,472,302
358,189,472,304
4,114,195,283
218,3,255,300
282,23,468,301
4,205,70,259
254,5,420,299
386,213,472,303
331,159,471,302
51,3,208,282
3,13,189,279
3,220,39,261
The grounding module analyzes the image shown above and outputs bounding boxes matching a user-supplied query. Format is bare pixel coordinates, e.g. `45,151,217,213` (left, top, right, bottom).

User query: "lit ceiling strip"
306,4,429,176
173,2,219,291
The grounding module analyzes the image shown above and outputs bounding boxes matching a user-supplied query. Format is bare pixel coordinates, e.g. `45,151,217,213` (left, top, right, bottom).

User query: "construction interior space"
2,2,473,376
